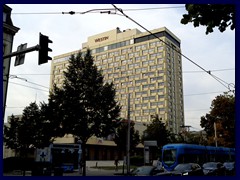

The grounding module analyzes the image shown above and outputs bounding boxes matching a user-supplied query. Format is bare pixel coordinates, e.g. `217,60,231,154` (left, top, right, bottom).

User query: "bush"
3,157,35,172
130,156,144,166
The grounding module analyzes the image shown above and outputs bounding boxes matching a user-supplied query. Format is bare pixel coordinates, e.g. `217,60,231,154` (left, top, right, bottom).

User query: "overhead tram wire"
183,68,235,73
184,91,226,96
111,4,234,92
7,72,230,97
11,5,234,91
6,68,234,76
9,75,49,89
9,81,49,92
11,6,185,15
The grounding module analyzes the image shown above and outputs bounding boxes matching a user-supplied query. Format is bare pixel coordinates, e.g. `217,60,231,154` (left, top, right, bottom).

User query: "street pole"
214,122,218,147
126,93,130,175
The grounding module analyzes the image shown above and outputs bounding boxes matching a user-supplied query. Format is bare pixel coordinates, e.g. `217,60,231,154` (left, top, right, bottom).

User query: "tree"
181,4,235,34
49,49,121,176
4,102,54,175
4,115,21,155
142,115,171,147
4,102,54,153
200,92,235,147
113,120,140,157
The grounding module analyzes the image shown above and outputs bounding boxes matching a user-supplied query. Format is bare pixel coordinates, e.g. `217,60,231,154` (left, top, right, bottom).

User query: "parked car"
223,162,235,175
202,162,226,176
130,166,164,176
155,163,204,176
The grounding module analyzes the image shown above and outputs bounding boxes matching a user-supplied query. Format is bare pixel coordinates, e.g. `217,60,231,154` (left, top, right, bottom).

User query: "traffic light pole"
3,45,40,59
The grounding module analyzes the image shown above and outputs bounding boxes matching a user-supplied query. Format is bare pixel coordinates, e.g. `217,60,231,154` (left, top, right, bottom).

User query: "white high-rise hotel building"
50,27,184,134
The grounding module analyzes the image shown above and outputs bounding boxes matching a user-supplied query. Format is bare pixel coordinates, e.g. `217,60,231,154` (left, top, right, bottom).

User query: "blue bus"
161,144,235,171
51,143,82,172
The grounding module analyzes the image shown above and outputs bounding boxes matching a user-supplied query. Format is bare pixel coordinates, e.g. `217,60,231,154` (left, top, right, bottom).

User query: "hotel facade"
50,27,184,135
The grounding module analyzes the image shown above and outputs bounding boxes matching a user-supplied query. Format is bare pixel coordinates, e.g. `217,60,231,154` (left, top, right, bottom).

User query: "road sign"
35,147,51,162
14,43,27,66
144,140,157,146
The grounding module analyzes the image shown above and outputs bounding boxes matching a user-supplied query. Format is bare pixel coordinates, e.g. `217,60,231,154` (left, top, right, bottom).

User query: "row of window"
92,37,165,56
98,58,164,70
95,49,164,63
101,65,165,79
120,107,166,118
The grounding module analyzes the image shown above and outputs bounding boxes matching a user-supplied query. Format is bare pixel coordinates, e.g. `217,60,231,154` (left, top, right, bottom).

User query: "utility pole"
180,125,191,142
126,93,130,175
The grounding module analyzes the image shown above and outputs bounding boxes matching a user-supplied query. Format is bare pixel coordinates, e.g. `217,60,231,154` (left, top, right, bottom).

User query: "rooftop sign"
95,36,109,43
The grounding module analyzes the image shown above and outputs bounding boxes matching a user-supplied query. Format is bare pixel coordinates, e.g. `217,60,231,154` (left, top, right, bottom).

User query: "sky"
4,4,235,131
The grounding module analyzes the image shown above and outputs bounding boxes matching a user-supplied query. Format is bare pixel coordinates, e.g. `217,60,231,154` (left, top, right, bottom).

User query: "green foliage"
130,156,144,166
200,92,235,147
3,157,35,172
142,114,171,148
4,102,54,156
49,49,121,142
4,115,20,151
181,4,235,34
48,49,121,176
113,120,140,153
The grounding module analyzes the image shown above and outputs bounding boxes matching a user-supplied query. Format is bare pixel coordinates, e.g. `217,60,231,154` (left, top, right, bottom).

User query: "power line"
184,91,225,96
183,68,235,73
111,4,234,91
9,81,49,92
7,77,230,97
6,68,234,76
123,6,184,11
25,81,49,89
11,6,185,15
10,5,234,90
10,73,52,76
185,109,210,112
9,75,49,89
5,107,26,109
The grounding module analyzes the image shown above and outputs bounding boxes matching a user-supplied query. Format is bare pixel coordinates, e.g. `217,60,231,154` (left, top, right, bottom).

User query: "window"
158,46,163,51
3,12,7,22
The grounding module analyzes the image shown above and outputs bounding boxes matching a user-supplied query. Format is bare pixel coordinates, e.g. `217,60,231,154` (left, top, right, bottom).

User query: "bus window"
178,154,184,163
163,149,176,166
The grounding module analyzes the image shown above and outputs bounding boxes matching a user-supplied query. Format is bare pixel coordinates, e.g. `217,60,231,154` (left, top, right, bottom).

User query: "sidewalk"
86,160,124,168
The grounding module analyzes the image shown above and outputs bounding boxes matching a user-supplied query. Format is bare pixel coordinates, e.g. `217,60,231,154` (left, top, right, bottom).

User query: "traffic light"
38,33,52,65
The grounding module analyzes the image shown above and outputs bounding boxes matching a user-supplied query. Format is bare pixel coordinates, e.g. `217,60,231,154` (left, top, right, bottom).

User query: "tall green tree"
49,49,121,176
142,114,171,148
113,120,140,157
141,115,171,160
181,4,235,34
200,92,235,147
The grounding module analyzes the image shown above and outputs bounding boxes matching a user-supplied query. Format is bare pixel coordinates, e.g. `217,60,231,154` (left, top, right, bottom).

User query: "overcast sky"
5,4,235,131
